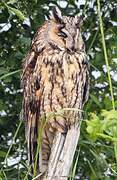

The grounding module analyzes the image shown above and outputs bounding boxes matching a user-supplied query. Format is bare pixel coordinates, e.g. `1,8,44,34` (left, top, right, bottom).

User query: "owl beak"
66,45,75,53
66,40,75,53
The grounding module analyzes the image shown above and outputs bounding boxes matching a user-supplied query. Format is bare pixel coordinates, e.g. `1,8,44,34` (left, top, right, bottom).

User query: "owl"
21,7,89,178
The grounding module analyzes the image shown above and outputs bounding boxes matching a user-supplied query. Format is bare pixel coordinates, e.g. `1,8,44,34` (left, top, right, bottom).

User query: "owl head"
48,7,84,52
32,7,84,53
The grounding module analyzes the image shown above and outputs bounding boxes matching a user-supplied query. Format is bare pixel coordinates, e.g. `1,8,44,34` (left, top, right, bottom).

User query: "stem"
4,120,23,165
0,69,21,80
114,142,117,164
0,120,23,175
97,0,115,110
87,29,99,54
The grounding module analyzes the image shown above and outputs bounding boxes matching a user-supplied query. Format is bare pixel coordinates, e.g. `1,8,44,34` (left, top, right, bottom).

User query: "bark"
46,120,81,180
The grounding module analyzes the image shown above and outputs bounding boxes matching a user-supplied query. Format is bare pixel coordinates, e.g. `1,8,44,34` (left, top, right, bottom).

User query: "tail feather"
27,115,39,174
26,114,68,178
27,116,54,176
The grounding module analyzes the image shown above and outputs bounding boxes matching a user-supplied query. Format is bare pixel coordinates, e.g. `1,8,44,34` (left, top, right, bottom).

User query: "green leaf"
97,133,117,142
0,69,21,80
86,113,102,141
0,67,8,75
101,110,117,120
90,94,102,108
4,3,26,21
104,97,113,110
7,0,18,4
0,150,7,158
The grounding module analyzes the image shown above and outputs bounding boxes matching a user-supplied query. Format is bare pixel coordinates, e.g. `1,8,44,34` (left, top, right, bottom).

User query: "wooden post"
46,120,81,180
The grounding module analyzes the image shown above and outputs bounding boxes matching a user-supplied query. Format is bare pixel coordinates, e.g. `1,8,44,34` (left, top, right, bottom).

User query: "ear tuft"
51,7,62,23
75,15,84,27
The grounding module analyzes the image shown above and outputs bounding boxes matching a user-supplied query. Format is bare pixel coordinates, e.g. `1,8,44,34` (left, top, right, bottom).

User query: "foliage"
0,0,117,179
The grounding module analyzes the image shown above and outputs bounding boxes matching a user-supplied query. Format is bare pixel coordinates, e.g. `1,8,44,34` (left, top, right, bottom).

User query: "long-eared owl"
21,7,89,177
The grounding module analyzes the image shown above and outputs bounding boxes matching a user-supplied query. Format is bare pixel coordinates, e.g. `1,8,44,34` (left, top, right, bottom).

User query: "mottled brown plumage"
21,7,89,177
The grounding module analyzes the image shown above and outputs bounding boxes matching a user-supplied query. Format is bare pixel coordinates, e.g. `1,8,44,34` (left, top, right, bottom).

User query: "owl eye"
58,31,67,38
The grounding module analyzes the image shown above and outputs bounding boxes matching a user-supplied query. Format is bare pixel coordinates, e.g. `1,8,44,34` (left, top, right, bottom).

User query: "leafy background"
0,0,117,179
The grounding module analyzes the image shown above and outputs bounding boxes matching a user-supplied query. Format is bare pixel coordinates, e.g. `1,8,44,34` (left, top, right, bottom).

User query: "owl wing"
82,61,90,105
21,50,43,174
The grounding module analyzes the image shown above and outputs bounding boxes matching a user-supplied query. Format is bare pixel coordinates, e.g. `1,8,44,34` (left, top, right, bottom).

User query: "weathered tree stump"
46,120,81,180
